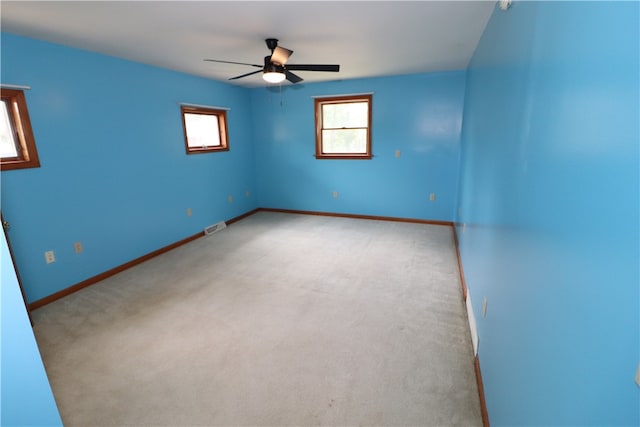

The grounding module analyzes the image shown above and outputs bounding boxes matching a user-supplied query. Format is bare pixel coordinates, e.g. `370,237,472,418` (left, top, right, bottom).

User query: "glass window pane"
0,101,19,158
322,102,368,129
322,129,368,154
184,113,220,148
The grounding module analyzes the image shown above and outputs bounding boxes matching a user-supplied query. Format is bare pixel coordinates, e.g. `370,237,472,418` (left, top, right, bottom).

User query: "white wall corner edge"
466,290,479,357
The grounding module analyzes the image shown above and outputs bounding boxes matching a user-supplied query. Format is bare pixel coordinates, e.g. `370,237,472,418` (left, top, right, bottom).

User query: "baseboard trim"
227,208,260,225
453,224,490,427
28,208,260,311
28,231,204,310
474,355,490,427
452,224,468,300
258,207,454,227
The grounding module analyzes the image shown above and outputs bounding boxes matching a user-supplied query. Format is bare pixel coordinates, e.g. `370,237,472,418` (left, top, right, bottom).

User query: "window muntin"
315,95,372,159
0,89,40,171
181,106,229,154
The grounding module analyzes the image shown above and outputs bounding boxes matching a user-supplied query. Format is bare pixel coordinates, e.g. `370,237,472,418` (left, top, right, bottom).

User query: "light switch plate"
635,363,640,387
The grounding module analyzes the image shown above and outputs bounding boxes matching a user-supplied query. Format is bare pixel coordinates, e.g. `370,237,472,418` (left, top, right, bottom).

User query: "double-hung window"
315,94,372,159
1,88,40,170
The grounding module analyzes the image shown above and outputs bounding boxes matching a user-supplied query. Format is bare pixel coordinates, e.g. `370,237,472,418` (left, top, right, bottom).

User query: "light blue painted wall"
1,35,467,424
1,232,62,426
251,72,466,221
2,34,465,303
456,1,639,425
1,33,258,303
5,3,638,422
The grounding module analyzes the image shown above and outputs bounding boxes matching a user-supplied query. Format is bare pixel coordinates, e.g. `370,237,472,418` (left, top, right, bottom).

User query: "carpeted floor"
32,211,482,426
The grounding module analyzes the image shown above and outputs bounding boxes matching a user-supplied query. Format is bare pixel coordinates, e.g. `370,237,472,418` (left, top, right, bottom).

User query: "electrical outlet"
482,297,488,318
245,190,251,197
228,195,233,203
462,223,467,234
45,250,55,264
186,208,192,217
429,193,436,202
635,363,640,387
74,242,83,254
333,191,338,198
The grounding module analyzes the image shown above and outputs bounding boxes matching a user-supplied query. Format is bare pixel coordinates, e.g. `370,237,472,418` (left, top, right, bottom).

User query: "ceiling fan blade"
270,46,293,65
229,69,263,80
204,59,262,68
285,70,303,84
286,64,340,72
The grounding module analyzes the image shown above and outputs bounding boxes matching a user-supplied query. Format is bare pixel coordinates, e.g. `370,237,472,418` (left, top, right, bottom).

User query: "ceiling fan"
204,38,340,84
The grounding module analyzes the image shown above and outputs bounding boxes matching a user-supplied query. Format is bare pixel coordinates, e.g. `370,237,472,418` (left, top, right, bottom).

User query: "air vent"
204,221,226,236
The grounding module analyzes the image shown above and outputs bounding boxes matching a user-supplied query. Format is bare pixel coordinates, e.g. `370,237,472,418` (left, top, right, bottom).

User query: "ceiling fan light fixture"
263,63,286,84
263,71,286,84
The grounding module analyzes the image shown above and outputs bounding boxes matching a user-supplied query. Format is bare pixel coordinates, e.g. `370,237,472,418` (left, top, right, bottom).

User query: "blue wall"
457,1,639,425
1,34,258,303
2,34,465,304
2,34,466,305
251,72,466,221
1,34,467,423
4,2,639,422
1,232,62,425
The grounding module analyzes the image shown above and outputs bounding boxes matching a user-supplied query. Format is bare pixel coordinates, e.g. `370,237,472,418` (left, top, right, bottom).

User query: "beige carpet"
32,212,482,426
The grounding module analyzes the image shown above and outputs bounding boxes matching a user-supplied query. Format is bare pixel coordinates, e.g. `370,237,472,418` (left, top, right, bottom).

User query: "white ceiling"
1,1,496,88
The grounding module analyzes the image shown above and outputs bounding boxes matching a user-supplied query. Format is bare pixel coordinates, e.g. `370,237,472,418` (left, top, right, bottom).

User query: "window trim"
180,105,229,155
1,88,40,171
314,94,372,160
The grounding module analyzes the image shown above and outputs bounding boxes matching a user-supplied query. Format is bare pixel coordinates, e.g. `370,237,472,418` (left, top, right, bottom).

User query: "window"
1,88,40,171
181,105,229,154
315,94,372,159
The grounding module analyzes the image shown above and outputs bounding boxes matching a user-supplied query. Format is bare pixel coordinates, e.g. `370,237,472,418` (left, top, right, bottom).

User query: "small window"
315,94,372,159
1,88,40,171
181,105,229,154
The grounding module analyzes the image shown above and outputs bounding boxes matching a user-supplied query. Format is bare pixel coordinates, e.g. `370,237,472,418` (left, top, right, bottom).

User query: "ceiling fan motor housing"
263,55,284,72
265,38,279,52
265,62,285,74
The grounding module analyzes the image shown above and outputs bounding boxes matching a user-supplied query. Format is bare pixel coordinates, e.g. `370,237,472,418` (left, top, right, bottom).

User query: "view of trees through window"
321,101,368,153
315,95,372,159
